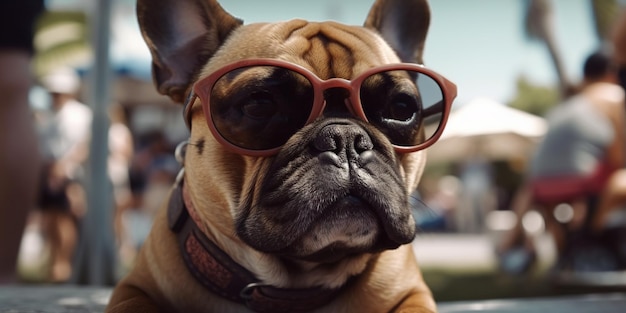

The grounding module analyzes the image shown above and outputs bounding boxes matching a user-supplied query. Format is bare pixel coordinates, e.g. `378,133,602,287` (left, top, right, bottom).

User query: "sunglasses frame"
185,58,457,157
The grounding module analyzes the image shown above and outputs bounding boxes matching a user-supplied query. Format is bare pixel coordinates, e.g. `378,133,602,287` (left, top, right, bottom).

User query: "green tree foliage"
508,75,559,117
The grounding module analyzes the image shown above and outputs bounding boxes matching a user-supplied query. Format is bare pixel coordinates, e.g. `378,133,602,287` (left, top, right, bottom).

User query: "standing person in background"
0,0,45,283
36,67,92,282
107,104,135,267
119,130,178,266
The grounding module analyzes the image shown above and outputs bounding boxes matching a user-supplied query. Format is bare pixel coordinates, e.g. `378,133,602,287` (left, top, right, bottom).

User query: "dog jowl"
107,0,456,312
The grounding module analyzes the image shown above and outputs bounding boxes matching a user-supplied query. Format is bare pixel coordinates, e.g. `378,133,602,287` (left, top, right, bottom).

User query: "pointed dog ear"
364,0,430,64
137,0,243,103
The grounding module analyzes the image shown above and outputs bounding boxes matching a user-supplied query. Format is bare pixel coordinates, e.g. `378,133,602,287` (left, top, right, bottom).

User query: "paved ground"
0,285,110,313
1,285,626,313
413,231,558,273
439,293,626,313
5,232,625,312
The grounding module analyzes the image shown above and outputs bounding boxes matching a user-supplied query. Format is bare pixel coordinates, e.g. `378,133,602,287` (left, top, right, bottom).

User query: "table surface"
1,285,625,313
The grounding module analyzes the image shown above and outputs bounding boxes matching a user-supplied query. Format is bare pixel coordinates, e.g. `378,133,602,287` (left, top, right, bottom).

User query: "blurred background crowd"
2,0,626,304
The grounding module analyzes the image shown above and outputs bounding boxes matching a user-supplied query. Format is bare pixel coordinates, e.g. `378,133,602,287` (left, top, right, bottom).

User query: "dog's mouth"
295,243,371,264
238,183,415,263
282,195,404,264
236,119,417,263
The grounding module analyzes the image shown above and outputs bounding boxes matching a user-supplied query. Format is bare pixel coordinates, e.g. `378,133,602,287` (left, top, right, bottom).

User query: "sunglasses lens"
209,66,314,151
359,70,446,147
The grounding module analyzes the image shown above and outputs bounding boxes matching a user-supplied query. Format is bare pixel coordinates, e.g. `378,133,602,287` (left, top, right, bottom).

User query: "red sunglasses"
184,58,457,157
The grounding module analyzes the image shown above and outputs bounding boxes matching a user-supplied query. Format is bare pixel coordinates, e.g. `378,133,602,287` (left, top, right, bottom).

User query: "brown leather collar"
167,177,349,313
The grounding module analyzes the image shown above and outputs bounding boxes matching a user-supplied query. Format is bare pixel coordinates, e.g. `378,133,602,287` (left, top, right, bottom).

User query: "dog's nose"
313,122,374,166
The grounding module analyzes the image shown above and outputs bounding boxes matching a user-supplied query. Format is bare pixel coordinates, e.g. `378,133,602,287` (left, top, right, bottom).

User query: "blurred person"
499,50,626,272
36,67,92,282
108,104,135,265
456,149,495,233
589,8,626,233
0,0,45,283
127,130,172,211
529,50,625,249
118,130,178,265
123,153,178,245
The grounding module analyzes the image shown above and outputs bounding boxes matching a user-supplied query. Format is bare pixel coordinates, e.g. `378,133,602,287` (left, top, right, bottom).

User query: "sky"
425,0,598,105
47,0,613,107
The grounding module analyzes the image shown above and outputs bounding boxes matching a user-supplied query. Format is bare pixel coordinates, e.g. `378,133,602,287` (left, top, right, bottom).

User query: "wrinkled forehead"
201,19,401,80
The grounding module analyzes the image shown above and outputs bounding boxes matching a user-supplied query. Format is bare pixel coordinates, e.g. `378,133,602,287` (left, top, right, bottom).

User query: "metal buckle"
173,140,188,187
175,140,188,166
240,282,270,302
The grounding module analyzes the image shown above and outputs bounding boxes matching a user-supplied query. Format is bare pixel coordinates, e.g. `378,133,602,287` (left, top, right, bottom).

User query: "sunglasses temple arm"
423,100,445,118
182,92,196,130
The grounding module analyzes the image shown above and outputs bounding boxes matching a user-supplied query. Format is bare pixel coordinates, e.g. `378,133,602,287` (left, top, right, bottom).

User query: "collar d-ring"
175,140,189,166
239,282,271,301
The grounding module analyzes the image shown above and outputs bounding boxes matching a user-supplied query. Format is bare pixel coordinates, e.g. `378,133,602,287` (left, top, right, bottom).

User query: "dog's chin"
276,196,402,264
238,185,418,262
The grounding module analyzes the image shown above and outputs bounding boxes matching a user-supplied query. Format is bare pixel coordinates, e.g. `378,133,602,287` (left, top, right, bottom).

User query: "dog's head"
138,0,455,270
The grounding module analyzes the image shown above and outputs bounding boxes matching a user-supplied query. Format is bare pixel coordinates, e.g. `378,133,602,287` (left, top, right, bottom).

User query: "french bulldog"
106,0,456,312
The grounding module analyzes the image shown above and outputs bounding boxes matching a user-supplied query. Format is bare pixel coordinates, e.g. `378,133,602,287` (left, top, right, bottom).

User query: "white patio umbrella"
427,98,548,163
